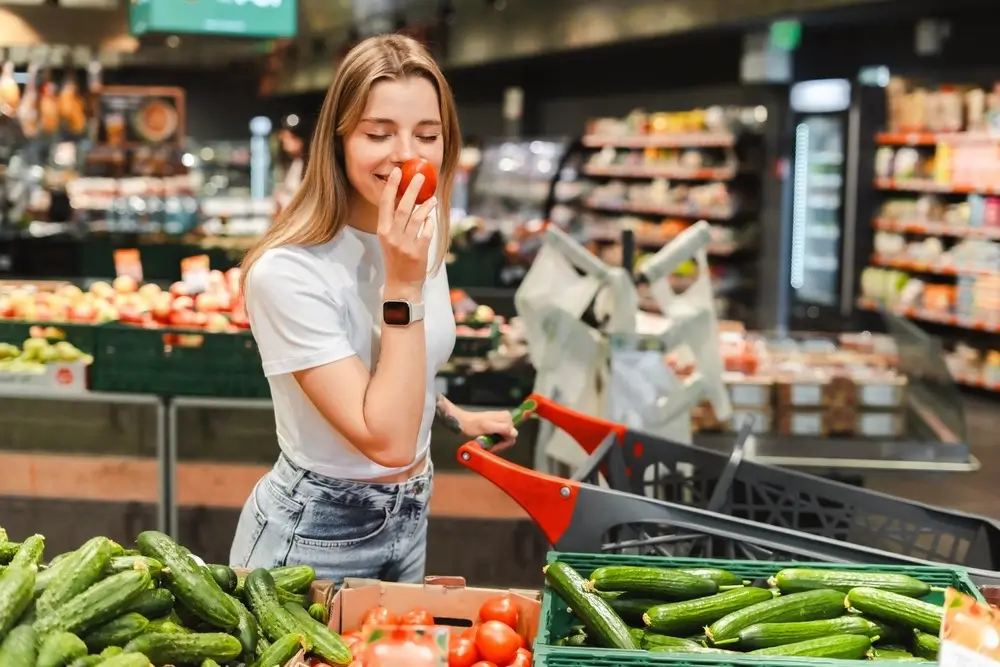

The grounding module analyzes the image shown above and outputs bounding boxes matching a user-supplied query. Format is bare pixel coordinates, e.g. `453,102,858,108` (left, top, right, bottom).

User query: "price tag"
113,249,143,282
181,255,210,294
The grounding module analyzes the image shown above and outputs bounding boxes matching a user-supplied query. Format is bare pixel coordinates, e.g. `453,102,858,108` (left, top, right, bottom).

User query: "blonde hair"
240,34,460,297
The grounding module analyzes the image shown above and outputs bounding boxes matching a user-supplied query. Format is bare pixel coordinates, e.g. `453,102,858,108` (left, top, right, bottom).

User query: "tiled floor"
865,395,1000,520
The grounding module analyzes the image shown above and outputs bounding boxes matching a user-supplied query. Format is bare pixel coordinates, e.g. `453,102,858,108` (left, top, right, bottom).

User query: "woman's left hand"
457,409,519,451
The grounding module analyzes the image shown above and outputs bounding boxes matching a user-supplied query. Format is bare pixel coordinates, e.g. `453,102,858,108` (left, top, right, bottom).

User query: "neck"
347,191,379,234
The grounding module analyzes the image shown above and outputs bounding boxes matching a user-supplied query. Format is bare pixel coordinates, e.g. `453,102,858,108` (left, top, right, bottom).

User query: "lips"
374,174,389,183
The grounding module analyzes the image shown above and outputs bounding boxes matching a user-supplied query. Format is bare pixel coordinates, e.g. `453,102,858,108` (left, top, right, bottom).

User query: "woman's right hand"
378,167,437,296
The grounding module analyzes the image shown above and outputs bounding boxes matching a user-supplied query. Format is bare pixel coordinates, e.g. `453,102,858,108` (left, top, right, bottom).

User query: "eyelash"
365,133,439,143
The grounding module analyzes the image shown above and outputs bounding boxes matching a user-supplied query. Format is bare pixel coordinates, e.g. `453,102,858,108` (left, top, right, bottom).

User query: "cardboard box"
284,576,541,666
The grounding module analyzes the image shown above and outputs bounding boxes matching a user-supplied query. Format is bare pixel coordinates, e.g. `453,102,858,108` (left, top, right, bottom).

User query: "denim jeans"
229,453,433,586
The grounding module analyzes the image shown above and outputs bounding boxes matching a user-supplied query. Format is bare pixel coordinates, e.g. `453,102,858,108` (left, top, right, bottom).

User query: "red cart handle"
462,394,626,545
475,393,626,454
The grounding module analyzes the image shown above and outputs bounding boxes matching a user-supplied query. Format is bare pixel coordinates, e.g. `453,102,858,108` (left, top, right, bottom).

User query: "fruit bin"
90,323,270,398
472,393,1000,575
0,320,104,355
535,550,984,651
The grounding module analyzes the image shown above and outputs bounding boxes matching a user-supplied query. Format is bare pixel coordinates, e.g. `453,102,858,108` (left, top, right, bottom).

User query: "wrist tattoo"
435,393,463,433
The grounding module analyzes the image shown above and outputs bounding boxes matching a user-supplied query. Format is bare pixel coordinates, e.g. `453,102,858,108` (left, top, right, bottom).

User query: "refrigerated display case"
784,78,855,329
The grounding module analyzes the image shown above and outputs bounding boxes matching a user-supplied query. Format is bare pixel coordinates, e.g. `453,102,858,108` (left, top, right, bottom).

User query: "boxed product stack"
694,327,909,439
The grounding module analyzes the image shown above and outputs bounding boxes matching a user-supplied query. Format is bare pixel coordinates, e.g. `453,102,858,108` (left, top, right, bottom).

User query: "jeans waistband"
272,453,432,514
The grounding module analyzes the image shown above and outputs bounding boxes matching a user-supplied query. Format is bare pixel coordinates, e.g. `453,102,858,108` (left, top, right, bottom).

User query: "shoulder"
248,245,318,283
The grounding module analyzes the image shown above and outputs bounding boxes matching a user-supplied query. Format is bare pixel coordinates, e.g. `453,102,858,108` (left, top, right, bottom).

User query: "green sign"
130,0,298,39
769,19,801,51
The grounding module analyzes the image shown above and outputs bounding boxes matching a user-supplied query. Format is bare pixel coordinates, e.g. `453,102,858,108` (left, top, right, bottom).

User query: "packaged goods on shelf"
692,329,907,438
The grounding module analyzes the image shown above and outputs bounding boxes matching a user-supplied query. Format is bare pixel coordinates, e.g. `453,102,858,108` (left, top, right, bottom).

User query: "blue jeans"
229,453,433,585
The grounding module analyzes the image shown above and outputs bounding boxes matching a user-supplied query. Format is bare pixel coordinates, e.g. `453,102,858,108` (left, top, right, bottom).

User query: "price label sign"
181,255,210,294
113,249,144,282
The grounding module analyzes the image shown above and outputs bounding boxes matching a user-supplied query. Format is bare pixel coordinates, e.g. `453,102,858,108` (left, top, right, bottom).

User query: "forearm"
362,286,427,466
435,393,464,433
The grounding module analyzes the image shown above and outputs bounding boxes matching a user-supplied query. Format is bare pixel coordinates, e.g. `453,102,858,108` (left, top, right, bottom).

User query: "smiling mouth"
374,174,389,183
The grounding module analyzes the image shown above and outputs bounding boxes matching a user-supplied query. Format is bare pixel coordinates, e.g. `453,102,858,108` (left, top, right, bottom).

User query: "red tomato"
398,157,438,205
460,624,480,641
507,648,532,667
470,663,497,667
400,607,436,626
478,595,519,629
447,637,480,667
362,606,399,627
475,621,521,666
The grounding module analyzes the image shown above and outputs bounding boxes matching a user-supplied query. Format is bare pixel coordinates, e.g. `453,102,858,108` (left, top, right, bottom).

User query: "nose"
390,133,417,165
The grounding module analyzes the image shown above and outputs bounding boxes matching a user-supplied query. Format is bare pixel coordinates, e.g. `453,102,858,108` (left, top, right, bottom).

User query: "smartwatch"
382,299,425,327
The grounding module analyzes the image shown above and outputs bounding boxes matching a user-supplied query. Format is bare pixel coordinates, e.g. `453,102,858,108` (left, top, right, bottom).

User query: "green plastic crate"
533,645,856,667
538,551,983,659
90,324,270,398
0,320,104,355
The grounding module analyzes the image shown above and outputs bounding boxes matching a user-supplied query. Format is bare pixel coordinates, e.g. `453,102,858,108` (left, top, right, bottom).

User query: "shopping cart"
462,395,1000,583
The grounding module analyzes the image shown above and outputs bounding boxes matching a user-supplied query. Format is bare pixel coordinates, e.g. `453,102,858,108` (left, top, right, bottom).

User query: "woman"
230,34,517,585
272,114,308,217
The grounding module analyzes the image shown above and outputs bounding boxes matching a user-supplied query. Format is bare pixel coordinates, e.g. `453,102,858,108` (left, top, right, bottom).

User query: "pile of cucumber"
545,562,949,662
0,528,351,667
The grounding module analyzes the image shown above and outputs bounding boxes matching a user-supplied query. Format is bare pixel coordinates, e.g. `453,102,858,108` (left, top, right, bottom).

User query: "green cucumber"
0,528,6,543
644,586,774,636
283,602,352,665
144,619,190,634
308,603,329,625
37,537,115,618
0,624,38,665
119,588,173,620
749,633,873,658
589,566,717,601
650,645,738,654
275,586,306,607
136,531,239,630
250,632,309,667
255,634,271,657
95,654,152,667
544,562,637,650
207,565,238,594
122,632,242,664
244,569,302,642
707,588,846,643
34,569,151,636
0,565,36,639
596,594,661,625
913,631,940,659
846,587,943,635
37,631,88,667
100,646,124,657
10,535,44,567
772,569,931,597
68,657,105,667
105,556,164,580
83,613,150,652
269,565,316,594
872,646,916,659
678,568,746,587
35,549,86,596
228,594,260,660
0,542,20,564
636,631,701,650
734,615,882,649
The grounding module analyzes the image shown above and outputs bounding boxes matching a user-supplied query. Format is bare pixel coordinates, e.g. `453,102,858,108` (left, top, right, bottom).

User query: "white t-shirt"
245,225,456,480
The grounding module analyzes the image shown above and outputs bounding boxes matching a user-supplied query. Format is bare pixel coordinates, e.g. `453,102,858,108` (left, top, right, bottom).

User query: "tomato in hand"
507,648,532,667
400,607,436,626
478,595,519,630
362,606,399,627
474,620,521,666
398,157,438,206
447,637,479,667
470,663,498,667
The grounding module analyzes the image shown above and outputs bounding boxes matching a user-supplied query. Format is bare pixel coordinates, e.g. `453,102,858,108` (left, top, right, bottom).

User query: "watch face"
382,301,411,326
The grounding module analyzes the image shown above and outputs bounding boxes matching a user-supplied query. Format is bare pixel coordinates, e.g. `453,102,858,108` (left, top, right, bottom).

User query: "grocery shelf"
583,198,736,221
857,296,1000,333
876,131,1000,147
581,132,735,149
873,217,1000,240
874,177,1000,195
870,254,1000,278
581,164,737,181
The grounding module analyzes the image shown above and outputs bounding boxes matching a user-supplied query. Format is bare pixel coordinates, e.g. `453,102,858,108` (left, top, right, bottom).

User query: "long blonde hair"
241,34,461,297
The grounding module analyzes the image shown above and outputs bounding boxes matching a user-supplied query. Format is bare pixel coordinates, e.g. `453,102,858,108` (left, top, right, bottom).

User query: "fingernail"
512,429,519,437
391,168,401,179
427,197,438,207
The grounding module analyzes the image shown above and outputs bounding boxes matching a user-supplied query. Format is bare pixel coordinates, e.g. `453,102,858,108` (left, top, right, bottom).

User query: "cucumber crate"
91,324,270,398
538,551,983,663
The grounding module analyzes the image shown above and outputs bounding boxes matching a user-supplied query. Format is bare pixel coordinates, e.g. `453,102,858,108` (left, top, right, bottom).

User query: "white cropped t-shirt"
245,226,456,480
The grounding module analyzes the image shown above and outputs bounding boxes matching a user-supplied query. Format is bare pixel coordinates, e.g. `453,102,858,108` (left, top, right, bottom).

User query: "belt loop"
282,455,308,497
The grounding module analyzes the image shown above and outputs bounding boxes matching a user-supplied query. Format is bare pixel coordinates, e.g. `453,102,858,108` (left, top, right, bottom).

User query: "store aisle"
866,396,1000,520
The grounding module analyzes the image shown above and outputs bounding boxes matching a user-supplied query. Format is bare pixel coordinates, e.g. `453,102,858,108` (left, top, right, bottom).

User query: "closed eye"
418,135,440,143
366,133,390,141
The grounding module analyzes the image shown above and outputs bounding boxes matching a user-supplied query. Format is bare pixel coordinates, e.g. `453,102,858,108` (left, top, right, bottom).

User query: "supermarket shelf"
874,217,1000,241
876,131,1000,147
870,254,1000,278
581,132,735,149
857,297,1000,333
875,177,1000,196
693,431,978,473
582,164,736,181
587,228,742,256
584,198,736,220
953,374,1000,393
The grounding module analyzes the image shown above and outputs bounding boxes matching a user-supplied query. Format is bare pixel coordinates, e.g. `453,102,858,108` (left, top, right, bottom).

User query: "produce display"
0,528,343,666
0,338,91,374
543,562,948,662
